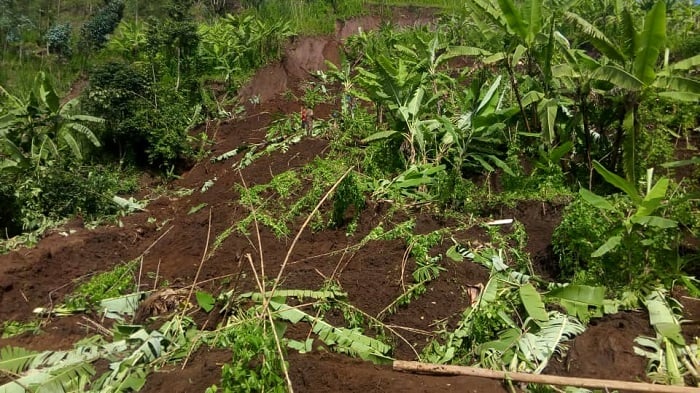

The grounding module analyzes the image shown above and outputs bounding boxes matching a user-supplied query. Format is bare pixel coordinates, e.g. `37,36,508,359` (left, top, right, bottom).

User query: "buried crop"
0,296,199,393
235,158,356,237
361,220,453,318
63,259,139,311
422,243,606,373
206,315,288,393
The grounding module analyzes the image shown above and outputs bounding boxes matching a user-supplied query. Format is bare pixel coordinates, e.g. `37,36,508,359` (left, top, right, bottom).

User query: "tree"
80,0,125,51
145,0,200,92
45,22,72,57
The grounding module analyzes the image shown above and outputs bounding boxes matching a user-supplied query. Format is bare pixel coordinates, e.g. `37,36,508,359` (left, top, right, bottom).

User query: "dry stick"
192,273,237,289
289,244,359,265
180,319,209,370
152,259,162,291
136,255,144,293
241,167,352,392
182,209,213,318
79,316,113,337
137,225,175,291
245,254,295,393
239,170,295,393
260,167,353,315
245,253,266,303
238,171,266,295
142,225,175,256
341,301,421,359
384,324,433,336
392,360,700,393
326,248,421,358
329,244,349,280
399,243,412,292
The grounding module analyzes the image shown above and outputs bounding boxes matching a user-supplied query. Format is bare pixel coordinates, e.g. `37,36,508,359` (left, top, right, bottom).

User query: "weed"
1,320,42,338
236,158,349,238
330,171,366,231
64,259,138,310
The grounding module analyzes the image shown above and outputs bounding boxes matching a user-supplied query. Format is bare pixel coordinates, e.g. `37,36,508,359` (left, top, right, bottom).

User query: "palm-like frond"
0,346,39,374
524,0,543,45
620,8,637,60
633,0,666,85
0,345,105,393
653,76,700,95
564,11,625,63
498,0,528,40
665,54,700,73
64,122,101,147
518,312,585,373
93,330,166,393
469,0,507,31
591,65,644,90
265,299,392,364
60,131,83,160
36,362,95,393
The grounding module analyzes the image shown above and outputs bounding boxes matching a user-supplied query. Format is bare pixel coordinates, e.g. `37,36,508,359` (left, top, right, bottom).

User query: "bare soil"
0,7,692,393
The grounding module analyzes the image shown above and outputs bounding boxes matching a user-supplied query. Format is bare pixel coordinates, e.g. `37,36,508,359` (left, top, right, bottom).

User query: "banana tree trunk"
505,58,532,135
622,92,639,184
578,87,593,190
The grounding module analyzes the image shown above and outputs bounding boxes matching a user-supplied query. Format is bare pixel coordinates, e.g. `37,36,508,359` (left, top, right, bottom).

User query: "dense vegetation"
1,0,699,391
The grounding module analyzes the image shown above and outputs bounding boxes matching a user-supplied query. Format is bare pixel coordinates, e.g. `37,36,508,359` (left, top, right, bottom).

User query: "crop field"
1,0,699,392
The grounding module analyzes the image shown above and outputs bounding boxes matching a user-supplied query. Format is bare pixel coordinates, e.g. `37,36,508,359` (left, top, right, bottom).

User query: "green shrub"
331,172,365,229
213,319,287,393
45,23,72,57
434,169,486,212
5,164,137,233
673,33,700,62
37,164,138,220
552,184,691,290
552,194,623,281
85,63,198,170
64,259,138,310
133,91,199,170
80,0,125,50
0,179,21,237
361,138,405,179
86,61,151,161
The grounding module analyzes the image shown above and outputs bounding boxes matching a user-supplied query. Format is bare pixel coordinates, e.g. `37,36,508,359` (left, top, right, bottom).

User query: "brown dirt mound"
546,311,653,384
288,352,507,393
140,348,231,393
238,8,436,105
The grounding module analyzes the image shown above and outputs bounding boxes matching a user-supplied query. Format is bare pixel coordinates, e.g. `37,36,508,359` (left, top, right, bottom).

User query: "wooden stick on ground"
393,360,700,393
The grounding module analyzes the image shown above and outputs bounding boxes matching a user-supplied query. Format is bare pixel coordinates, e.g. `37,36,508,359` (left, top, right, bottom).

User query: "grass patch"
64,259,139,310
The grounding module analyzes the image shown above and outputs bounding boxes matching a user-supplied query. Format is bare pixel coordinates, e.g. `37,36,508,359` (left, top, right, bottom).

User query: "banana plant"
355,34,439,165
106,20,148,60
552,36,608,187
422,245,598,372
566,0,700,183
198,20,242,87
441,75,516,177
581,161,677,257
0,72,102,175
468,0,567,138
